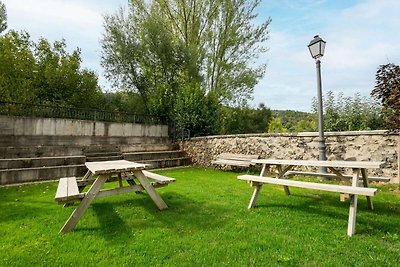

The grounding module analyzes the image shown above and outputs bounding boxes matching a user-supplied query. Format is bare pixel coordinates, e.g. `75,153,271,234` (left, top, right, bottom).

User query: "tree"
0,30,104,108
312,91,384,131
371,63,400,184
174,84,219,136
155,0,270,105
102,4,191,115
0,31,37,103
268,118,288,133
218,103,272,134
294,118,317,132
272,110,315,132
371,63,400,132
0,1,6,34
101,0,270,123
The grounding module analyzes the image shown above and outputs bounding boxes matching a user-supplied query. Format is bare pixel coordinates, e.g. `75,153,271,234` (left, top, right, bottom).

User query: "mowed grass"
1,167,399,266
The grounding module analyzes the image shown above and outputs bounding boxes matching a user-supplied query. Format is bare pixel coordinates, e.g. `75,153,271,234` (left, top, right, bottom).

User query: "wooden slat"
238,175,378,196
284,171,391,182
96,184,144,198
218,153,259,161
55,177,80,203
252,159,384,169
212,159,251,167
142,170,176,184
85,160,147,175
212,153,259,168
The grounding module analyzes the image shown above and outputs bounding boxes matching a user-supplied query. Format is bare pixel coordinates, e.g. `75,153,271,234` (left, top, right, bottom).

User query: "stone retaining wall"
0,115,168,137
180,130,399,183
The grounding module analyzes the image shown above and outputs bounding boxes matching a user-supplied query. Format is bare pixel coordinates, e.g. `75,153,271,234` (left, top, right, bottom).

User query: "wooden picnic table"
56,160,175,233
238,159,385,236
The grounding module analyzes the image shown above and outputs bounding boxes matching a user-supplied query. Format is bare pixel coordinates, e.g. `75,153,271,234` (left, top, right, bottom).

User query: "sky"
2,0,400,112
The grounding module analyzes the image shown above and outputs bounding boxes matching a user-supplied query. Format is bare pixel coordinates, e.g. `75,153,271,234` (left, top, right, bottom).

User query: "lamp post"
308,35,327,173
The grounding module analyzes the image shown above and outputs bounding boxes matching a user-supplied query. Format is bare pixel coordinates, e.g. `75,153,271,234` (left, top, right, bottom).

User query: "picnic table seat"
284,171,391,182
238,175,378,196
55,177,82,204
212,153,259,168
55,171,175,204
238,174,378,236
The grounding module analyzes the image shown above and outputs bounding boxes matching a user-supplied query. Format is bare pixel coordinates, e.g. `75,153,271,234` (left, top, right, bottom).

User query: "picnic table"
238,159,385,236
55,160,175,233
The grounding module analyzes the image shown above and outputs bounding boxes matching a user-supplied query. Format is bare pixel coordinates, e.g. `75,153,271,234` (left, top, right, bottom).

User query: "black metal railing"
168,120,191,142
0,101,168,125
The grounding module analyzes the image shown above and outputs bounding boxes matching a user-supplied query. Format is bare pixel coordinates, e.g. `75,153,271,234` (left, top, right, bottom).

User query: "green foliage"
0,1,6,34
0,30,104,108
371,63,400,132
272,110,316,132
312,91,384,131
103,91,147,114
174,84,219,136
1,167,399,266
101,3,197,116
0,31,36,103
101,0,270,135
294,118,317,132
268,117,288,133
219,103,272,134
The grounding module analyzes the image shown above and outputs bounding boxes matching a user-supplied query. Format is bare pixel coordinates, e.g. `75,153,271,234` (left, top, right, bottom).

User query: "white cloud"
253,0,400,111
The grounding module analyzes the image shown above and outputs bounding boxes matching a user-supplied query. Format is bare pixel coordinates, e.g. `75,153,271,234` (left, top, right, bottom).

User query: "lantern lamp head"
308,35,326,59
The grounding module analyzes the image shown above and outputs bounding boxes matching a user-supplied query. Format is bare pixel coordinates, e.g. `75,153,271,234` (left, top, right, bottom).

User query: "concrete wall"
0,115,168,137
0,116,171,158
180,130,399,183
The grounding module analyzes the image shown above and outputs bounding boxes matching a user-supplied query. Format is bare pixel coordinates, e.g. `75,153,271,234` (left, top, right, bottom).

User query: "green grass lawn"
1,167,399,266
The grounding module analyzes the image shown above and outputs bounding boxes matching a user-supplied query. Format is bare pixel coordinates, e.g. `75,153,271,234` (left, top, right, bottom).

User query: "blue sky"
3,0,400,112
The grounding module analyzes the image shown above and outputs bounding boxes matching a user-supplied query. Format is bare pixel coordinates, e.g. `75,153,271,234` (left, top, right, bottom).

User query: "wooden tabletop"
251,159,385,169
85,160,148,175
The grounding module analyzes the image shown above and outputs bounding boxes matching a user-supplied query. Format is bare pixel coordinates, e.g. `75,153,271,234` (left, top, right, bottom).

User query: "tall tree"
101,0,270,111
0,1,6,34
155,0,270,105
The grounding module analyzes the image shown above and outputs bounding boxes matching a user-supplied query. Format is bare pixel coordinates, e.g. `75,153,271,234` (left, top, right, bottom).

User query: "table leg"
347,194,358,237
133,170,168,210
361,168,373,210
82,170,93,181
347,169,359,236
60,174,109,233
118,173,123,188
260,164,269,177
277,165,293,195
248,182,263,209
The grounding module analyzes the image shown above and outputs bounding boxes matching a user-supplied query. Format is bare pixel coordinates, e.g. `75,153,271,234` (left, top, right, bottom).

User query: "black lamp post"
308,35,327,173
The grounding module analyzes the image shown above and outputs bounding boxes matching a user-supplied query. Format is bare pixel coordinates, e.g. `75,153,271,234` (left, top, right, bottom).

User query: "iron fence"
0,101,168,125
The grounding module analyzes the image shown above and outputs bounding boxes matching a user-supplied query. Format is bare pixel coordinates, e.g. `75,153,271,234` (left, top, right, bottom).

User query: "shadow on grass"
254,192,400,235
71,191,230,242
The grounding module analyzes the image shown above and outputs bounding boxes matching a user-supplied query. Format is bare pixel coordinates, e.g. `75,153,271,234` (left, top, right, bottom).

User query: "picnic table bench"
55,160,175,233
212,153,259,168
284,170,391,182
238,159,385,237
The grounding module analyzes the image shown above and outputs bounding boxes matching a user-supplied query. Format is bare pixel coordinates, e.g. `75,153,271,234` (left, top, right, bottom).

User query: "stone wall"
180,130,399,183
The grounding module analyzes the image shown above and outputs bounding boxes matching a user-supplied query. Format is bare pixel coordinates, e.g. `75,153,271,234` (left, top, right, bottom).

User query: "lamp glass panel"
320,41,326,56
309,43,320,58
